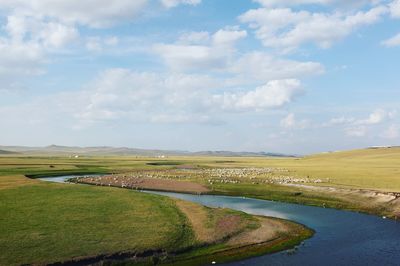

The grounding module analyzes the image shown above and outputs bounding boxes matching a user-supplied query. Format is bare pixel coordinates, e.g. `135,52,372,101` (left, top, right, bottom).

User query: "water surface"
149,191,400,266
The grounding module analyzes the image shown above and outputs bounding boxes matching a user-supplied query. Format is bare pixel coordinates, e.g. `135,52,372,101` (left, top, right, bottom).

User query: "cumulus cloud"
229,51,324,83
67,69,221,124
345,126,367,137
390,0,400,17
214,79,303,111
0,14,79,84
7,69,304,128
178,31,210,45
254,0,383,8
326,116,356,126
328,109,395,127
381,124,399,139
154,28,323,85
280,113,309,129
0,39,45,78
239,5,388,51
326,109,398,138
78,71,303,119
160,0,201,8
85,36,119,52
0,0,149,28
5,15,78,48
154,28,247,71
382,32,400,47
355,109,390,125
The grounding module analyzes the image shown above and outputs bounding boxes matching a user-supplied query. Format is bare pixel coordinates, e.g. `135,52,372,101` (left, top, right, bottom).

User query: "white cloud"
328,109,395,128
0,0,149,28
104,36,119,46
381,124,399,139
280,113,309,129
0,14,78,84
38,22,78,48
254,0,330,6
5,15,78,48
78,71,303,119
229,51,324,83
85,37,102,52
254,0,383,8
85,36,119,52
154,44,229,70
345,126,367,137
390,0,400,18
212,28,248,46
326,116,355,126
326,109,397,138
161,0,201,8
69,69,221,124
178,31,210,45
154,28,247,71
356,109,388,125
215,79,303,111
239,6,387,51
281,113,296,128
382,32,400,47
10,69,304,128
0,38,45,80
155,29,323,85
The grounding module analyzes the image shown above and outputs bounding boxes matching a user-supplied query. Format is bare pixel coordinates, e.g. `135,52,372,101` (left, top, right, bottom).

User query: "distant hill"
192,151,297,157
0,145,297,158
310,146,400,160
0,149,17,155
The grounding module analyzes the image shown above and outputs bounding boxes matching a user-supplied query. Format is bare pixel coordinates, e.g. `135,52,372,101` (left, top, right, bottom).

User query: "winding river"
40,176,400,266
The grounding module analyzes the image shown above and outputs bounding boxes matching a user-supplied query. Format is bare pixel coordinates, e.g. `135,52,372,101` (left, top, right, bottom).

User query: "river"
40,176,400,266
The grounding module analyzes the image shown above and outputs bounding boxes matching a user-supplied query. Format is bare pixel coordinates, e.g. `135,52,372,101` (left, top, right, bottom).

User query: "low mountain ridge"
0,145,296,157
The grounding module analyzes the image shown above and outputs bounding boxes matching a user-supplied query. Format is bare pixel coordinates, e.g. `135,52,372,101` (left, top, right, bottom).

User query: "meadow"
2,146,400,190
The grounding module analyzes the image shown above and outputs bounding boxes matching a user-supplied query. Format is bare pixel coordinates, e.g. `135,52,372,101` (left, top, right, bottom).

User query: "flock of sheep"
75,167,329,187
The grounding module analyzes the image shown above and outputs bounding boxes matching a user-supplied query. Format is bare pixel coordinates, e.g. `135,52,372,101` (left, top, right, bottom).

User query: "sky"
0,0,399,154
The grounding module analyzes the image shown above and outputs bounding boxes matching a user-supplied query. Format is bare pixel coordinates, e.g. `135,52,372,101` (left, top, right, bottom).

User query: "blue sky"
0,0,399,154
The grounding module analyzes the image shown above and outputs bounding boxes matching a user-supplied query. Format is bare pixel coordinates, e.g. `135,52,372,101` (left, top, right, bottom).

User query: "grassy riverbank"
0,162,312,265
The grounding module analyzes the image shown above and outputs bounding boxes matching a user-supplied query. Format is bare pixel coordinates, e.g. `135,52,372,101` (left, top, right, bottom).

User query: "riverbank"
74,173,400,220
210,182,400,220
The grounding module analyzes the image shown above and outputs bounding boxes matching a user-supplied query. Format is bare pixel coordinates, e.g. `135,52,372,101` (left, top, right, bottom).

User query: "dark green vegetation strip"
146,161,184,166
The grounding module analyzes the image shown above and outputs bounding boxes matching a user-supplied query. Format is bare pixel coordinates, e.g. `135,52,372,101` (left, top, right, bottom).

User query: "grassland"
0,155,313,265
1,182,194,265
16,147,395,218
1,147,399,264
2,147,400,191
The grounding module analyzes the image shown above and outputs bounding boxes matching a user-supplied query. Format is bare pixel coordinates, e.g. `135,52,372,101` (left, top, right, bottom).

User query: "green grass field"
0,182,195,265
